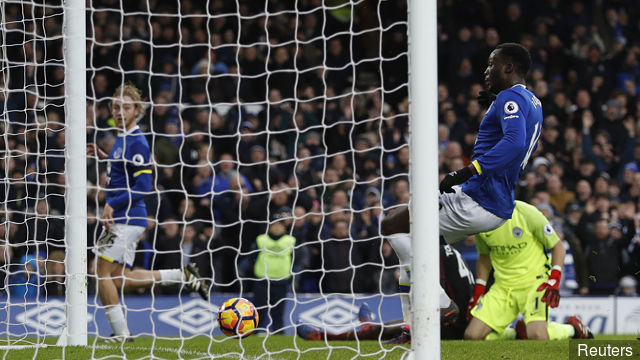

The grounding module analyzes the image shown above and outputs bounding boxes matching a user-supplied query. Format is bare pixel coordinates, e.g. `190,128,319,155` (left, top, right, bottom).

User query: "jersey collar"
118,125,140,137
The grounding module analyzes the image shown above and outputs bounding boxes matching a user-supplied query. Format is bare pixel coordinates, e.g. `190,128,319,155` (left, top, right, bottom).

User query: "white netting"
1,0,410,357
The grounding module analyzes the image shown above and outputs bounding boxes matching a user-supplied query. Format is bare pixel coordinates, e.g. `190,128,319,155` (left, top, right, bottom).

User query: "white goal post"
63,0,88,346
408,0,440,358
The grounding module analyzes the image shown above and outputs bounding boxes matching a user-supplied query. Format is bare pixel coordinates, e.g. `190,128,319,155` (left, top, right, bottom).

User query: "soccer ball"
217,297,259,337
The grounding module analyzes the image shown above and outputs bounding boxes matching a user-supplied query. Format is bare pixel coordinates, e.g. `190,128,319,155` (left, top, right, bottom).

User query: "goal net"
1,0,414,357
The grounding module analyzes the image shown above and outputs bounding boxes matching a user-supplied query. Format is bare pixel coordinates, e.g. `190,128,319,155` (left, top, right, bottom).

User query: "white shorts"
439,186,506,244
94,223,145,267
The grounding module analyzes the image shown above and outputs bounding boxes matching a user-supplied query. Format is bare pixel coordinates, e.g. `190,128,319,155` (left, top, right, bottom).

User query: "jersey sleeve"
475,234,490,254
126,139,152,178
107,137,152,210
474,91,528,174
521,203,560,250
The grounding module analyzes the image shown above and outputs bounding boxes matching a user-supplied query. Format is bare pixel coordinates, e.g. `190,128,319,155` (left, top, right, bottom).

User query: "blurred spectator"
585,218,622,295
616,275,638,297
9,253,45,298
44,250,65,297
320,219,354,293
546,174,575,215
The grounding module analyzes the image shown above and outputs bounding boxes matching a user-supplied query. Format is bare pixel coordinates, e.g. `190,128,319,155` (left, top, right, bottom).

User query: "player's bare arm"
87,143,109,160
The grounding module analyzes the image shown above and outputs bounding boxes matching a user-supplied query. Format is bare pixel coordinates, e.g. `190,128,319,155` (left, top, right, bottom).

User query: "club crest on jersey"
512,227,523,238
113,147,123,159
504,101,519,115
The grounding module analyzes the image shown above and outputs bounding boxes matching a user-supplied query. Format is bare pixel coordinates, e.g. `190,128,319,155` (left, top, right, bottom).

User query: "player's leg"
94,226,133,340
515,318,583,340
438,187,505,326
297,320,404,341
463,317,494,340
386,232,458,326
386,234,411,324
96,257,132,340
439,186,506,244
517,280,592,340
546,320,576,340
521,279,552,340
465,284,518,340
525,321,549,340
380,206,409,236
118,265,208,298
107,224,209,299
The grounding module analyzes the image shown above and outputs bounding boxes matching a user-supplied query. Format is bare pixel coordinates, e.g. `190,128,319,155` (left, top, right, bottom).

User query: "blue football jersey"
106,125,152,227
462,84,543,219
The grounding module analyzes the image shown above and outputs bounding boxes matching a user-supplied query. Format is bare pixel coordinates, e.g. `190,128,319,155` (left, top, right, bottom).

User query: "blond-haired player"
88,84,209,342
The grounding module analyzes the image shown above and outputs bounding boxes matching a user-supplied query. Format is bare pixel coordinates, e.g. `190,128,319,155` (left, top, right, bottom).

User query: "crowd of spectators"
437,0,640,296
0,0,639,298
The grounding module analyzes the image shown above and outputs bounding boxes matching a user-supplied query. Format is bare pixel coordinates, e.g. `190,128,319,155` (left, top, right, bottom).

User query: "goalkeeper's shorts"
439,186,506,244
94,224,145,268
470,279,548,334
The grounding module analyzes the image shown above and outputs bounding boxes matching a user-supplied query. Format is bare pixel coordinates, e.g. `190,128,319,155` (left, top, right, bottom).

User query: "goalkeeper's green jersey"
475,200,560,288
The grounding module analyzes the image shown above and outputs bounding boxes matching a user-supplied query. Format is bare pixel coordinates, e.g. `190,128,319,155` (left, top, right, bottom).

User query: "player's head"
111,83,144,130
484,43,531,93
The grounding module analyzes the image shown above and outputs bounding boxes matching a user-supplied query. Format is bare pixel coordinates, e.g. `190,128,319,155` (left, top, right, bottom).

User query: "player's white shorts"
439,186,506,244
94,223,145,267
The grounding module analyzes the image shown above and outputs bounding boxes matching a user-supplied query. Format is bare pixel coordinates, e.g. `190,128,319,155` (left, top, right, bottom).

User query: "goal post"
63,0,88,346
408,0,440,358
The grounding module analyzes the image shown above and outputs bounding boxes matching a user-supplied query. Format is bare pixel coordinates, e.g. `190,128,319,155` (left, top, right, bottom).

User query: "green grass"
0,335,637,359
442,335,639,360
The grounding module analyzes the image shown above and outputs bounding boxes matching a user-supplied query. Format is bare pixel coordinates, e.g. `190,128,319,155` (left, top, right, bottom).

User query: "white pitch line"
0,344,49,350
93,345,213,357
0,344,291,360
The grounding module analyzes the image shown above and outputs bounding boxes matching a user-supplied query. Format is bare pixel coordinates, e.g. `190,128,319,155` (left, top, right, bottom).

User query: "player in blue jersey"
381,43,543,342
88,84,209,342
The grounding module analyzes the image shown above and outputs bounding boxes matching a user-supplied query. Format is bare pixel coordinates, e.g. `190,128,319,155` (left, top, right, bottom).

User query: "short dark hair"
496,43,531,77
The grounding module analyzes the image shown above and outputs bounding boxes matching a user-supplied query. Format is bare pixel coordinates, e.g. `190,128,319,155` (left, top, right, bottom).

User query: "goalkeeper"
464,200,593,341
88,84,209,342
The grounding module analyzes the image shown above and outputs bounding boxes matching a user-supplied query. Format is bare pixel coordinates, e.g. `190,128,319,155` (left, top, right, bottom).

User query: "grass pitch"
0,335,636,359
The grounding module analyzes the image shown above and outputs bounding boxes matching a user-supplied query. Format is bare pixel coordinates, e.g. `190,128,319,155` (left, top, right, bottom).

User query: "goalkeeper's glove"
466,280,486,321
439,166,474,194
537,266,562,308
477,90,497,108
